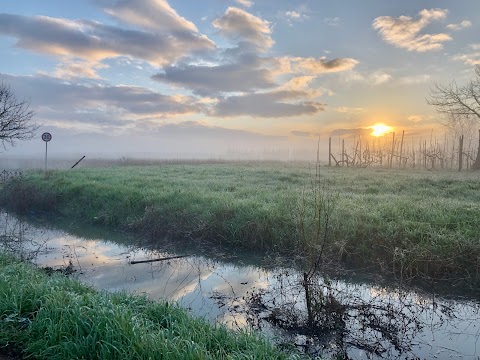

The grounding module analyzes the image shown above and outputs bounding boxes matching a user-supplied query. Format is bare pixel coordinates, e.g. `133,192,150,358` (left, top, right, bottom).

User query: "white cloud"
370,71,392,85
341,70,392,86
275,56,358,75
323,17,341,27
152,55,276,95
336,107,365,114
284,10,309,23
234,0,253,8
398,74,431,84
453,44,480,65
0,12,215,71
286,11,301,20
51,59,109,79
210,90,325,118
447,20,472,31
373,8,452,52
408,115,426,122
3,74,204,129
212,7,273,51
101,0,199,33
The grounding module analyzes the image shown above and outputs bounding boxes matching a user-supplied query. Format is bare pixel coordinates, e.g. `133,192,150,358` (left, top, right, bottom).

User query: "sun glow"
370,123,392,137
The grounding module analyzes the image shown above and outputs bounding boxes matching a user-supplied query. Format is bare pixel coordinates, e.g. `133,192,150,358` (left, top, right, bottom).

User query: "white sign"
42,132,52,142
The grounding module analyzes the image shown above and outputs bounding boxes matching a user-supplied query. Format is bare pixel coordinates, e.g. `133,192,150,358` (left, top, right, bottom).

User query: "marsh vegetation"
2,163,480,286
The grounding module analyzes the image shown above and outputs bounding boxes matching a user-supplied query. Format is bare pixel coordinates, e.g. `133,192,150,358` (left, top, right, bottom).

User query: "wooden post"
359,137,362,167
390,132,395,168
473,129,480,170
399,130,404,168
342,139,345,167
352,135,356,165
328,137,332,166
451,143,455,170
459,135,464,172
423,141,427,169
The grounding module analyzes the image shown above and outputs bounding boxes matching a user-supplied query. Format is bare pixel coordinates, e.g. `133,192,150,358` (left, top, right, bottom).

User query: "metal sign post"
41,132,52,171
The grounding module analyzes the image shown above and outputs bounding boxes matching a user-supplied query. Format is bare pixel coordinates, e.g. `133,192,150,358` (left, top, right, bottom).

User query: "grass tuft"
0,253,296,359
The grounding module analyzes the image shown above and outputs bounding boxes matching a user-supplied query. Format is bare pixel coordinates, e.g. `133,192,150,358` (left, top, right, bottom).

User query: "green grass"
0,253,297,359
2,163,480,283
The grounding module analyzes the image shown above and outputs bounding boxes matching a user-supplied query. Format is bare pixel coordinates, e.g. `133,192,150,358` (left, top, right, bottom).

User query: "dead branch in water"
129,255,189,265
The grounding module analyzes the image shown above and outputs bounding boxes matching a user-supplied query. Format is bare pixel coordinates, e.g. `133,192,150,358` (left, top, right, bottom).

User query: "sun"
369,123,392,137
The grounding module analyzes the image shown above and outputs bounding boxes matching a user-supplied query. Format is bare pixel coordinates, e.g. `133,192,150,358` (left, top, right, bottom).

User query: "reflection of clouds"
3,212,480,358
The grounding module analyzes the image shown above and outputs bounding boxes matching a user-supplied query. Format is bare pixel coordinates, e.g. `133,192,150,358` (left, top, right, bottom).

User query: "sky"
1,0,479,159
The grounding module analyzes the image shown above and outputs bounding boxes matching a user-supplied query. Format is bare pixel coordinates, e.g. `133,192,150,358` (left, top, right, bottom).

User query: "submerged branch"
129,254,189,265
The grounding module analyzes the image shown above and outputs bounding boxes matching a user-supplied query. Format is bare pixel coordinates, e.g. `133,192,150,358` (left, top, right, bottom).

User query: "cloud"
370,71,392,85
234,0,253,8
51,59,109,79
373,8,451,52
210,90,325,118
275,56,358,75
99,0,198,33
335,107,365,114
408,115,426,122
276,76,323,96
146,121,287,142
330,128,371,138
398,74,431,84
152,52,357,97
283,10,309,23
291,130,316,137
446,20,472,31
0,12,214,73
341,70,391,86
453,44,480,65
323,17,341,27
285,11,301,20
152,55,276,95
212,7,273,51
3,74,203,130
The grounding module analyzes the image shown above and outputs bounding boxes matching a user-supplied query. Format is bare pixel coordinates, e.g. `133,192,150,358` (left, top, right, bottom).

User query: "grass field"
2,162,480,284
0,253,296,359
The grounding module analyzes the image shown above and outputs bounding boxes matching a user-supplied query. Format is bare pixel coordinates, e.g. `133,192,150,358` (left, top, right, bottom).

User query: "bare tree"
0,80,37,150
428,65,480,169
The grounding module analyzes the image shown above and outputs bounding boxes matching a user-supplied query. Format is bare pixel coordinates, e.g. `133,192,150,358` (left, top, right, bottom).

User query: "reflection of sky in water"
1,212,480,359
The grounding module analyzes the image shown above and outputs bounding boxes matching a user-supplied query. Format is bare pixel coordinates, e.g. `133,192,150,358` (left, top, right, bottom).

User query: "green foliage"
2,164,480,282
0,254,295,359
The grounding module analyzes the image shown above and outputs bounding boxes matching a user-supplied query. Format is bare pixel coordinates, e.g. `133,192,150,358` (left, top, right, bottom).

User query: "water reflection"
1,211,480,359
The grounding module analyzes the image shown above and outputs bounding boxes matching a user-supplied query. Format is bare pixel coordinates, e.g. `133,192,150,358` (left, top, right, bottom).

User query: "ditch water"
1,211,480,359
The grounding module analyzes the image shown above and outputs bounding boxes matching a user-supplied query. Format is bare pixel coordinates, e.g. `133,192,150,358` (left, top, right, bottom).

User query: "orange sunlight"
369,123,392,137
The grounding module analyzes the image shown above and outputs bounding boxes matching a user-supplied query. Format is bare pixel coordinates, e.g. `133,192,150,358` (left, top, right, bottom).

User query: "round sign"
41,132,52,142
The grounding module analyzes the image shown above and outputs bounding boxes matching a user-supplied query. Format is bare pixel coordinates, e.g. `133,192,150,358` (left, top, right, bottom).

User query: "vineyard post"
459,135,464,172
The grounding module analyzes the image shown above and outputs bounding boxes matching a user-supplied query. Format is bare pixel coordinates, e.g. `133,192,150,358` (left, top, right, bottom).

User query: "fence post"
389,132,395,168
399,130,404,168
328,137,332,166
459,135,464,172
473,129,480,170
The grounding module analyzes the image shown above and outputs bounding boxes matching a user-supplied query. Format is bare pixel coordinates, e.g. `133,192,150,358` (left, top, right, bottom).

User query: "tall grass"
2,163,480,283
0,253,297,359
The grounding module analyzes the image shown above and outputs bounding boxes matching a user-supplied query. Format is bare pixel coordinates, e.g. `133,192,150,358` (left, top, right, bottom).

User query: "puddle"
1,211,480,359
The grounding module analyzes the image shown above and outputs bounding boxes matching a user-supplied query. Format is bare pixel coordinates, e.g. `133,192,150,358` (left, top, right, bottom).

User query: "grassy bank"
0,253,295,359
2,163,480,283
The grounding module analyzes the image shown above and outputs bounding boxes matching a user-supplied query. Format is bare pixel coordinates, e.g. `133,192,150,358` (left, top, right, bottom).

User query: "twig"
129,255,189,265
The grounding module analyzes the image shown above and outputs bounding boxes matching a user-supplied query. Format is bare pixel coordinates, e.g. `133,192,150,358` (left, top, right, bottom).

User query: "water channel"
1,211,479,359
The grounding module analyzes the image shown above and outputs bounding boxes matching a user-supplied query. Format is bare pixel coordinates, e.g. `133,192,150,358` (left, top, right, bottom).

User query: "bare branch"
0,80,38,151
